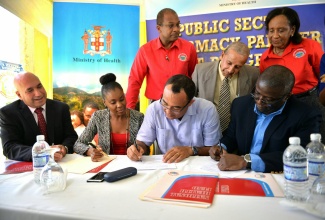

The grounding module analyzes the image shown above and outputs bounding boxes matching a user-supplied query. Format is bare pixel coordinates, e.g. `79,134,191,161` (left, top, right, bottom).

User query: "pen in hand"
134,141,142,162
88,142,98,156
88,142,107,157
215,141,223,157
219,146,223,156
88,142,97,149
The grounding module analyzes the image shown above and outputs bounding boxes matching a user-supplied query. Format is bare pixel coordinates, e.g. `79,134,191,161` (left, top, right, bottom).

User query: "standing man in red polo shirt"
126,8,198,109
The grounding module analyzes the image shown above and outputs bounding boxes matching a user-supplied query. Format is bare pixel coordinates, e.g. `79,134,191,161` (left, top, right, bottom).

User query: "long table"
0,156,320,220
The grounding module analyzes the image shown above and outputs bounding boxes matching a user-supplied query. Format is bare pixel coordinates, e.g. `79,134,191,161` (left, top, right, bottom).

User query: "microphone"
165,55,169,61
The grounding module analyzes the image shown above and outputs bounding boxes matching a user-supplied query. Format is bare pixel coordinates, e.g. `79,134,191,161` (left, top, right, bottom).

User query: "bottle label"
284,164,308,181
308,161,325,176
33,155,49,168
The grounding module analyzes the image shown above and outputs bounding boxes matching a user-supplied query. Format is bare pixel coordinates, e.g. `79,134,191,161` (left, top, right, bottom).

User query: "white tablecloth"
0,156,321,220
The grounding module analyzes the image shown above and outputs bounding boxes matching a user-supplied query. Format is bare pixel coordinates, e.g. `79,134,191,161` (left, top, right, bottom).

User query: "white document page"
102,155,177,171
59,154,116,174
200,160,246,178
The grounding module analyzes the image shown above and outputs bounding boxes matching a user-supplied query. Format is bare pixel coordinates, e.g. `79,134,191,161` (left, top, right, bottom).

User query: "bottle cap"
36,135,45,141
310,133,321,141
289,137,300,145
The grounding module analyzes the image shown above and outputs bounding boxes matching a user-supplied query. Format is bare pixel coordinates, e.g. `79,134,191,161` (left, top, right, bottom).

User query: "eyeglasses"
159,23,181,29
159,98,191,113
251,92,287,106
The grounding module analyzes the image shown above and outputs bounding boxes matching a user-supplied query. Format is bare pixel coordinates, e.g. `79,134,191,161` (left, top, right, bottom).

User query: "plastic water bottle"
307,173,325,209
283,137,309,201
32,135,50,184
306,133,325,189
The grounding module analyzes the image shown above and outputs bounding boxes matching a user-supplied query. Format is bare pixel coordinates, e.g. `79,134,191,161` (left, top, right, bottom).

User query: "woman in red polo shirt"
260,7,325,138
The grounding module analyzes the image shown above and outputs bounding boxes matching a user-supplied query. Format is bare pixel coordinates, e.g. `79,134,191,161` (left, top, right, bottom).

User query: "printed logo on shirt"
178,53,187,61
293,48,306,58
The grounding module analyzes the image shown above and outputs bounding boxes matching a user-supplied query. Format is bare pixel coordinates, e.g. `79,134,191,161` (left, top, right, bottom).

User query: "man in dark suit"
209,65,322,173
0,72,77,162
192,41,259,132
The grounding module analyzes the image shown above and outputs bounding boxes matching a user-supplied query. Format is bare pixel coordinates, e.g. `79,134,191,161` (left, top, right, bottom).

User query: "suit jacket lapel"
238,68,250,96
261,112,288,152
45,100,55,144
261,100,291,152
19,101,40,135
203,61,219,101
245,101,257,153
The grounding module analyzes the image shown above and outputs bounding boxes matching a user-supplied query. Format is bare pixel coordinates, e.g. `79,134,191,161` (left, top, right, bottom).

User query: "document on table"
132,155,177,170
106,155,177,171
200,159,246,178
59,154,116,174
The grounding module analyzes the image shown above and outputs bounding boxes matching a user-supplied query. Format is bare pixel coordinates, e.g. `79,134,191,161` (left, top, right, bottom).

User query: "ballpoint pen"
88,142,97,149
220,146,223,155
134,141,142,162
88,142,108,156
217,141,223,157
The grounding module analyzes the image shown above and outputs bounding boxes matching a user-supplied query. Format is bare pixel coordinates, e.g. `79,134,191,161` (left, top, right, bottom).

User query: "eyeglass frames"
159,98,191,113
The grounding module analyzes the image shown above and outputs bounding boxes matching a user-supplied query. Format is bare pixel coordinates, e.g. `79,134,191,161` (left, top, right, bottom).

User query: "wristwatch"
192,146,198,156
244,154,251,169
63,146,69,156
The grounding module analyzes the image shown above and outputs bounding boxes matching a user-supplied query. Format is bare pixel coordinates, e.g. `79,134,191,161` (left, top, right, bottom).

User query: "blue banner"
53,3,139,109
146,4,325,66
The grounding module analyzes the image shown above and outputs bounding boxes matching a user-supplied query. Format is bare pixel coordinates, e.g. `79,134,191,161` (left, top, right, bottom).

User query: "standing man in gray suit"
192,41,259,132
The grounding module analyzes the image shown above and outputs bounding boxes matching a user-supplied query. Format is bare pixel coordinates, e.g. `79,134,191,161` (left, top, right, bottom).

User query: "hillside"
53,86,104,111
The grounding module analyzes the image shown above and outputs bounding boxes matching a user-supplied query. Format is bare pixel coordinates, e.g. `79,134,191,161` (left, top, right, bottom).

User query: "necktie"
35,107,48,142
217,77,231,132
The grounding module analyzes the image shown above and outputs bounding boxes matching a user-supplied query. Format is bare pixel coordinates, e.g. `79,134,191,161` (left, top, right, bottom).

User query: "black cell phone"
87,172,107,182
